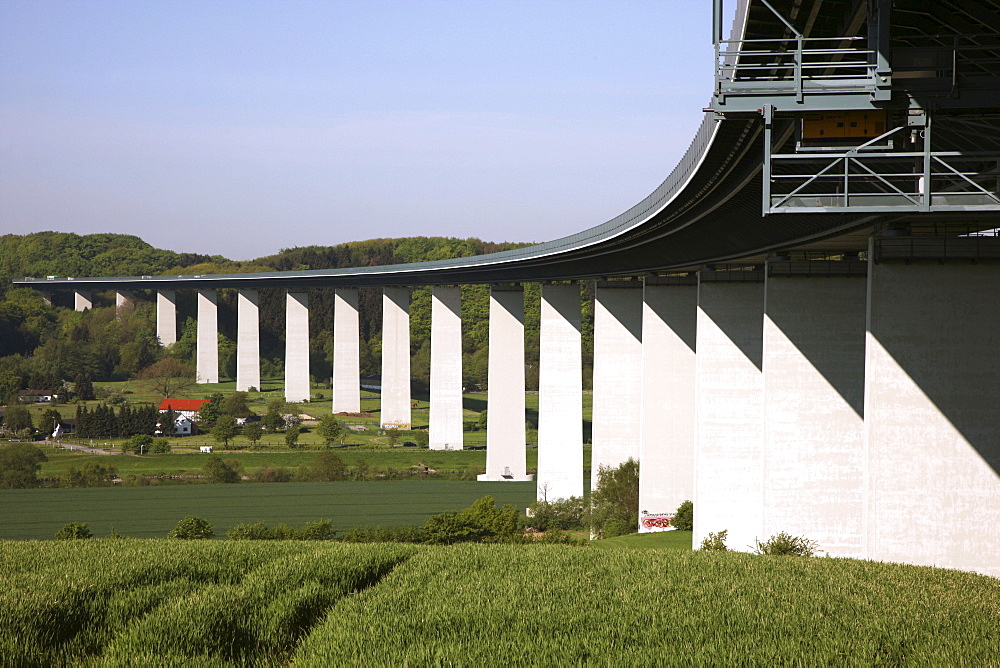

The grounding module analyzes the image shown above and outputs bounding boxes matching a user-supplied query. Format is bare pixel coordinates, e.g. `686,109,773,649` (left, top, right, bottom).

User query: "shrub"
422,496,521,545
700,530,729,552
672,500,693,531
525,496,586,531
254,466,293,483
0,443,48,489
340,525,425,543
55,522,92,540
753,532,819,557
150,438,171,454
227,521,274,540
589,458,639,538
127,434,154,454
284,425,301,448
297,519,337,541
203,455,240,483
226,519,337,541
168,515,214,539
306,452,348,481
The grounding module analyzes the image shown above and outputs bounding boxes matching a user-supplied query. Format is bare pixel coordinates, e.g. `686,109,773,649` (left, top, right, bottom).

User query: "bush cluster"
700,530,729,552
753,531,820,557
227,519,336,541
524,496,586,531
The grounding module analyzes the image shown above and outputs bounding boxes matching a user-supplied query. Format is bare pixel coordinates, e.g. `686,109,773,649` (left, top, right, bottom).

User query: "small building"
18,389,56,403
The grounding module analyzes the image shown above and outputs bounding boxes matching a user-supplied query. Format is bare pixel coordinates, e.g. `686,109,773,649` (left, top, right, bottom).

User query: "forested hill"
0,232,527,287
0,232,594,402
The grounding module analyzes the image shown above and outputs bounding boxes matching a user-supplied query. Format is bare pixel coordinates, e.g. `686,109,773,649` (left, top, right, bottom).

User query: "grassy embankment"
2,540,996,665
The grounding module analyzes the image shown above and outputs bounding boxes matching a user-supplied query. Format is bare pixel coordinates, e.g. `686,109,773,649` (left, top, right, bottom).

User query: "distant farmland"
0,481,535,540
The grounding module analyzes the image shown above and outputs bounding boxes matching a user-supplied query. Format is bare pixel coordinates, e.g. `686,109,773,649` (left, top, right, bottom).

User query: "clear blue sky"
1,0,716,260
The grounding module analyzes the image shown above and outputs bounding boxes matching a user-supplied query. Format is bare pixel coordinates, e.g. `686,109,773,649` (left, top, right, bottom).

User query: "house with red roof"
157,398,210,437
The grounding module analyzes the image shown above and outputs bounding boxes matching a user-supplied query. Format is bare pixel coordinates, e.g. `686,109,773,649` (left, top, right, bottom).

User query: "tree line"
0,232,598,406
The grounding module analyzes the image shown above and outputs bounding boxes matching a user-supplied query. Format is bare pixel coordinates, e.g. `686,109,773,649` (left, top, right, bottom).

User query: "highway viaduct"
13,0,1000,576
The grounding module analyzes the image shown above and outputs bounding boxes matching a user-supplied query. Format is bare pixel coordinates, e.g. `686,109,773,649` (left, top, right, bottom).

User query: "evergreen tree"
74,373,95,401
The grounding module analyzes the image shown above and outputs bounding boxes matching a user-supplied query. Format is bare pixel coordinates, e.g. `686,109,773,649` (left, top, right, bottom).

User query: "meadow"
0,481,536,540
22,378,596,450
2,540,997,666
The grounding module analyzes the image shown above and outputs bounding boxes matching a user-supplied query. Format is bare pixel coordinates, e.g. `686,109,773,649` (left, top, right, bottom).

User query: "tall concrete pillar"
762,262,867,558
38,290,53,306
591,281,643,493
536,283,583,501
74,290,93,312
115,290,132,310
638,277,697,529
863,237,1000,577
196,289,219,384
283,291,309,402
480,285,533,481
381,287,412,429
156,290,177,346
332,287,361,413
237,289,262,393
429,286,464,450
694,271,765,552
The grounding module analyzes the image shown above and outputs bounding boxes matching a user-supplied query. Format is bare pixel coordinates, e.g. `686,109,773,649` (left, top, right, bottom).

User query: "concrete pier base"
429,286,464,450
74,291,93,312
332,288,361,413
694,272,765,552
864,247,1000,577
236,290,261,392
381,287,412,429
639,278,697,530
480,285,533,482
156,290,177,346
763,264,866,557
196,290,219,384
591,282,643,493
284,291,310,402
536,283,583,501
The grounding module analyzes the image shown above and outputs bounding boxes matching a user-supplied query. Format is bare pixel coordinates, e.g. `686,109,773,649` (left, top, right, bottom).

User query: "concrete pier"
863,243,1000,577
236,290,261,392
284,291,310,402
694,272,765,552
429,286,464,450
156,290,177,346
115,290,133,314
332,287,361,413
591,281,643,492
536,283,583,501
381,287,412,429
762,263,866,557
74,291,93,312
196,289,219,384
480,285,532,481
639,278,697,528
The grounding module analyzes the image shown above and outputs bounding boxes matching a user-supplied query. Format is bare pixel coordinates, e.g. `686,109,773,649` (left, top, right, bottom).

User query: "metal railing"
716,36,878,102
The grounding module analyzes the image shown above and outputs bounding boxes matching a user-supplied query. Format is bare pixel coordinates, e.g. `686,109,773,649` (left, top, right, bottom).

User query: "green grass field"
591,529,693,551
2,541,996,665
0,481,537,540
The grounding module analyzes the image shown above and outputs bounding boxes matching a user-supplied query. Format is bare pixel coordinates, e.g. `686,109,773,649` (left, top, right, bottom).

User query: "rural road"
52,441,116,455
